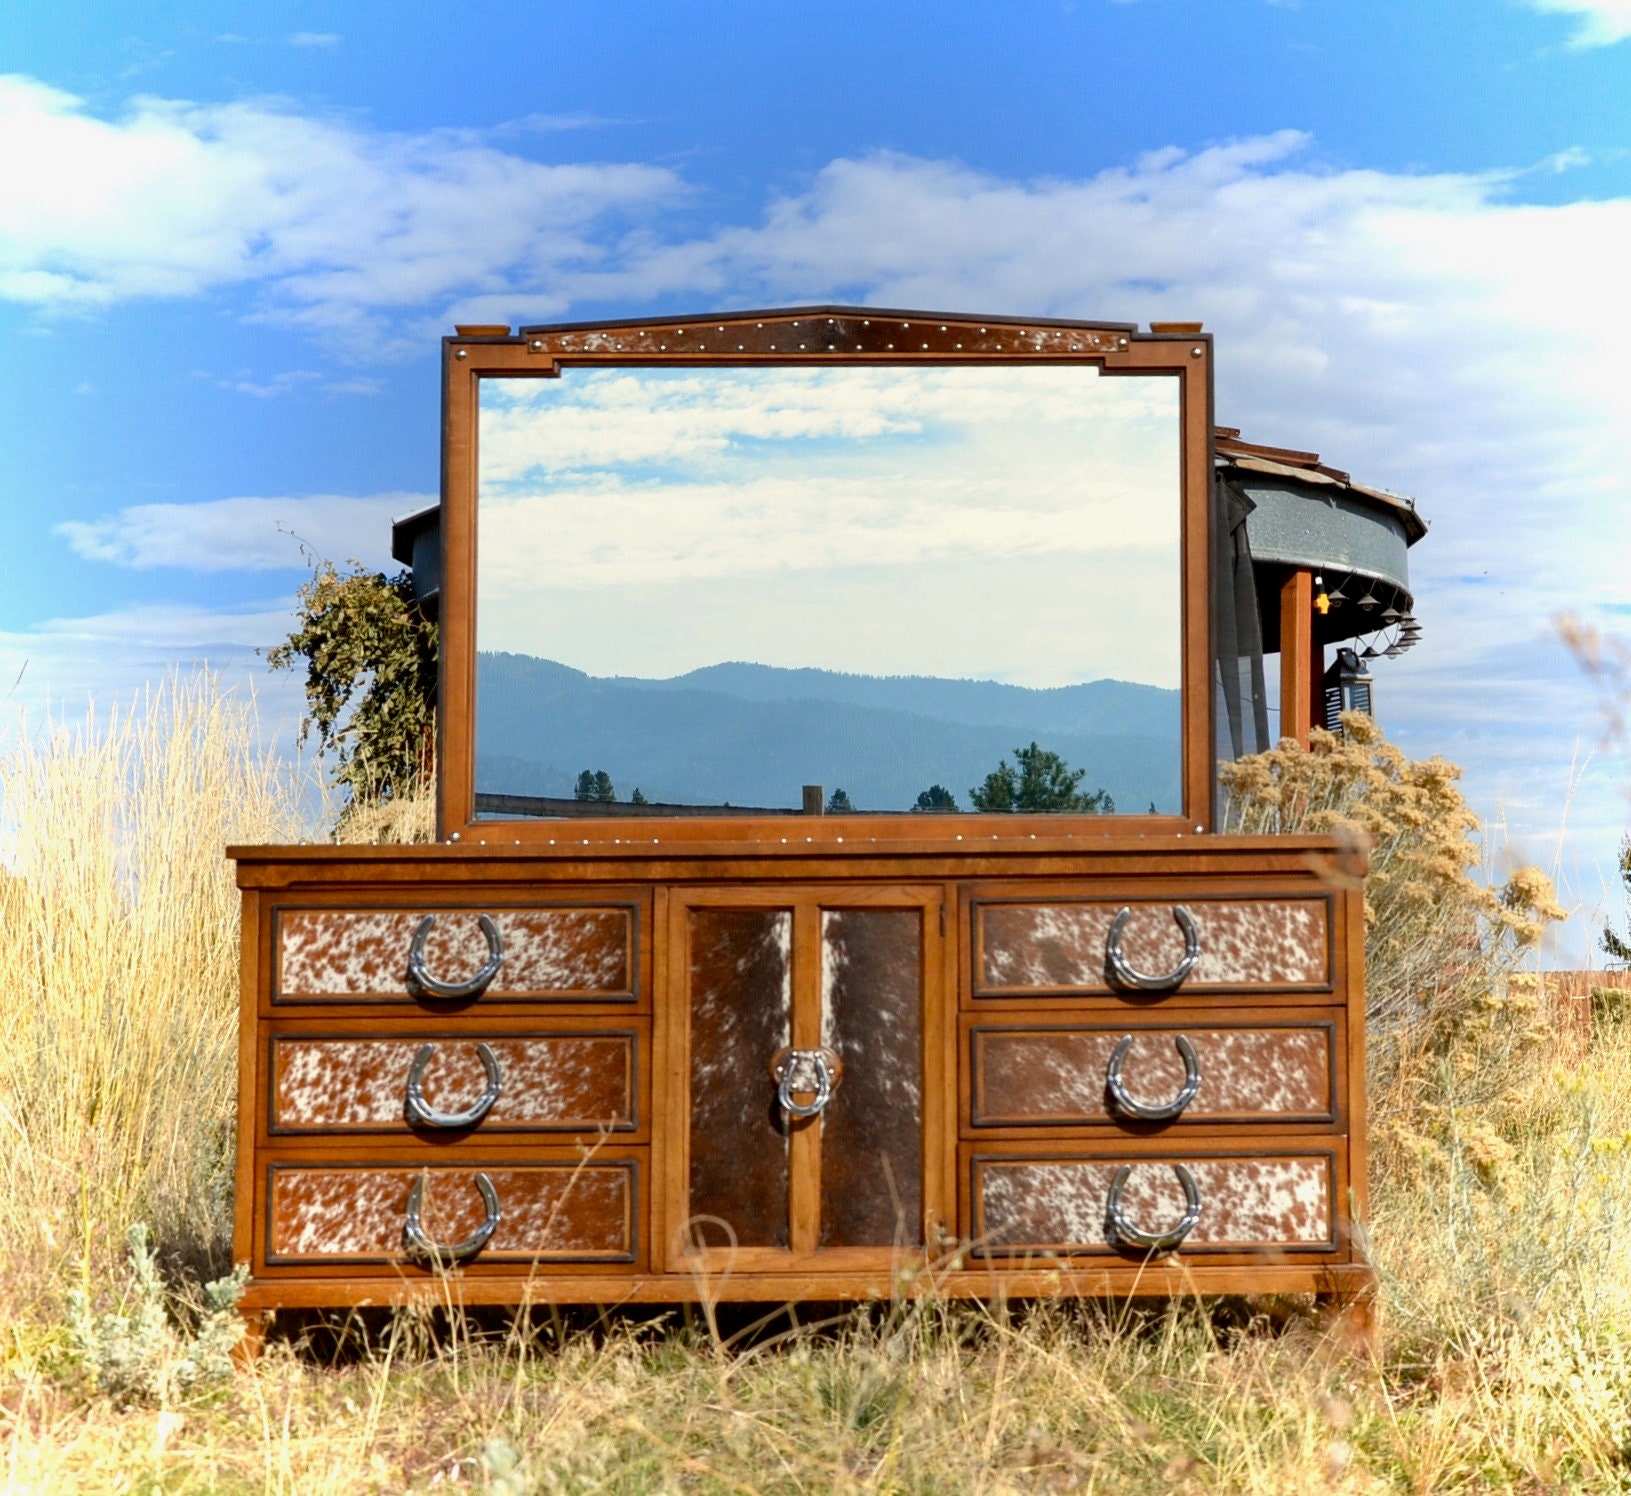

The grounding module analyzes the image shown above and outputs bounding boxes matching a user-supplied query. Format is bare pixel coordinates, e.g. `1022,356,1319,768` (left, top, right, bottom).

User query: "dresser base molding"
237,1260,1376,1312
232,836,1371,1345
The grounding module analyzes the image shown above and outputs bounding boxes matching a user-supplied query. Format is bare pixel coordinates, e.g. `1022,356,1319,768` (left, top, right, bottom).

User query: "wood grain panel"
269,1032,637,1134
820,908,923,1248
275,906,636,1003
971,1152,1334,1255
686,908,791,1250
266,1162,636,1263
969,1021,1334,1128
974,897,1329,995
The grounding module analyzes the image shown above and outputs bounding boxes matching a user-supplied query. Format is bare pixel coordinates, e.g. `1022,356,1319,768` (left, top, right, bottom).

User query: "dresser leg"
234,1309,267,1369
1314,1288,1377,1359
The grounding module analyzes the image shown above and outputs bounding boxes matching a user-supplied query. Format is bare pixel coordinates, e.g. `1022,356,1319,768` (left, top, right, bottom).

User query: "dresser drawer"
273,902,641,1006
970,893,1332,999
266,1025,643,1137
965,1014,1339,1130
966,1147,1340,1257
262,1158,640,1267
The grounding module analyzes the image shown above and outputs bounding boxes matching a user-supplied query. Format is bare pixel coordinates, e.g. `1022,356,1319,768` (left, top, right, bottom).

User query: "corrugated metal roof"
1216,428,1427,544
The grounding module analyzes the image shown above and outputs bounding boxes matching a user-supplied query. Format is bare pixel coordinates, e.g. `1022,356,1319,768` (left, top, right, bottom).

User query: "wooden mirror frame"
437,306,1215,847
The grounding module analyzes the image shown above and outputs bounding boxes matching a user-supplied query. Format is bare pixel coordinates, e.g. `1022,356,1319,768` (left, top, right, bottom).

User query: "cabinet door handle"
1105,1163,1202,1252
1105,1033,1201,1122
404,1041,503,1129
769,1047,842,1118
1105,906,1200,991
403,1171,501,1264
407,913,504,999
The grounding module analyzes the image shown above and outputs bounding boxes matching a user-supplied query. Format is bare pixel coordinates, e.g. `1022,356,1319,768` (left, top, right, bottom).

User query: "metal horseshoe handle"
770,1047,841,1118
404,1171,500,1264
1106,905,1200,991
1105,1163,1202,1252
407,913,504,1000
1106,1033,1201,1122
404,1042,503,1129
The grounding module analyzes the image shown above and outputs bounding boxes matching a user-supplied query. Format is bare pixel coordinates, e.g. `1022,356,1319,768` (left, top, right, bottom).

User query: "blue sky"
2,1,1629,957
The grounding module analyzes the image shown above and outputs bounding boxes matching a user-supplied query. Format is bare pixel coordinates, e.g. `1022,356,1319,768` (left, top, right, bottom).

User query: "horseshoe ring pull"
1105,1163,1202,1253
404,1042,503,1129
1105,905,1200,991
407,913,504,1000
769,1047,842,1118
403,1171,501,1264
1105,1033,1201,1122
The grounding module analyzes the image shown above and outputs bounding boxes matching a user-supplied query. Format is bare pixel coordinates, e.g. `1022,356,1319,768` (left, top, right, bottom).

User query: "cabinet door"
664,887,946,1274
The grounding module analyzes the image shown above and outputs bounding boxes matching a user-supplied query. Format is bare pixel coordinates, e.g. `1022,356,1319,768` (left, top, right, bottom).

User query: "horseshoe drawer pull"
769,1047,842,1118
1106,1033,1201,1122
1105,905,1200,991
1105,1163,1202,1252
404,1171,500,1264
407,913,504,999
404,1042,503,1129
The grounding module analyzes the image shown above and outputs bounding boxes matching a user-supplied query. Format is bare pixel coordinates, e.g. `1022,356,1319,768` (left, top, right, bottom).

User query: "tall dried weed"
11,696,1631,1492
0,673,312,1307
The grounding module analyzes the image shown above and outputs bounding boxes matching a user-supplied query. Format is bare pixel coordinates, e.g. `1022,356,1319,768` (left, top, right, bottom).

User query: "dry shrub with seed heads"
1220,712,1562,1033
1220,713,1565,1173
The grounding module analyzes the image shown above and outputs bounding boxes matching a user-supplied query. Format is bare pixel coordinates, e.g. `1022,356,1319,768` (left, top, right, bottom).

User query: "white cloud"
7,91,1630,948
479,366,1176,583
27,601,296,649
287,32,341,49
0,607,313,777
1521,0,1631,46
538,138,1629,954
477,365,1183,687
55,493,427,571
0,74,681,348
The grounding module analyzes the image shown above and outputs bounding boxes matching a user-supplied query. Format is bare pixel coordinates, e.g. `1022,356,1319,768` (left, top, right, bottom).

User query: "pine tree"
970,742,1114,813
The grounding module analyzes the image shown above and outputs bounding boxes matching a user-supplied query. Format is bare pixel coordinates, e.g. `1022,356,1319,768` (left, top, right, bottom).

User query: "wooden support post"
1280,569,1314,747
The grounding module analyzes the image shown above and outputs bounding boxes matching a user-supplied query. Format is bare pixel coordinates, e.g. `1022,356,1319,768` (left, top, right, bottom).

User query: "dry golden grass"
7,690,1629,1494
0,676,311,1305
332,780,437,846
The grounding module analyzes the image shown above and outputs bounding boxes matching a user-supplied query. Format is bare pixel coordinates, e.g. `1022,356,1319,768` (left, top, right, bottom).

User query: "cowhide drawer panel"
968,1150,1337,1256
267,1030,641,1135
264,1161,638,1265
972,896,1331,997
967,1018,1337,1129
274,905,638,1004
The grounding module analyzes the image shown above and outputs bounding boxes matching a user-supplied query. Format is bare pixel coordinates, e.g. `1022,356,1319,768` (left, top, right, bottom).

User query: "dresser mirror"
438,310,1214,839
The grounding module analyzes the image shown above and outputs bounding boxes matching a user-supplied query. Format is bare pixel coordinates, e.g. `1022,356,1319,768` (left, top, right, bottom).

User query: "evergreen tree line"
570,741,1114,815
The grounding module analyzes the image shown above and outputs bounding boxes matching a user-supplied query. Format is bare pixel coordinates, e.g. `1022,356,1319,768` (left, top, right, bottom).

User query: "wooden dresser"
231,833,1371,1330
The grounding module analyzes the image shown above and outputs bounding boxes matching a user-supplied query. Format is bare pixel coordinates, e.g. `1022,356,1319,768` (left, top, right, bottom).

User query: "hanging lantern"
1322,647,1373,731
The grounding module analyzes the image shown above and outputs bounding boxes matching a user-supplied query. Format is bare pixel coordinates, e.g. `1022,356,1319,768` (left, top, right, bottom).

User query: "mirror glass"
474,363,1181,818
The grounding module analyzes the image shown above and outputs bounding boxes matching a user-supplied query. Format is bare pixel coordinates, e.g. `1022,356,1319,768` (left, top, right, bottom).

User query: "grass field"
3,676,1620,1495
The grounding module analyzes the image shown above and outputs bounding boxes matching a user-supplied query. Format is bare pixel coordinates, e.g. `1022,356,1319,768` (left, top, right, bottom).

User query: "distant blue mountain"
474,652,1182,814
